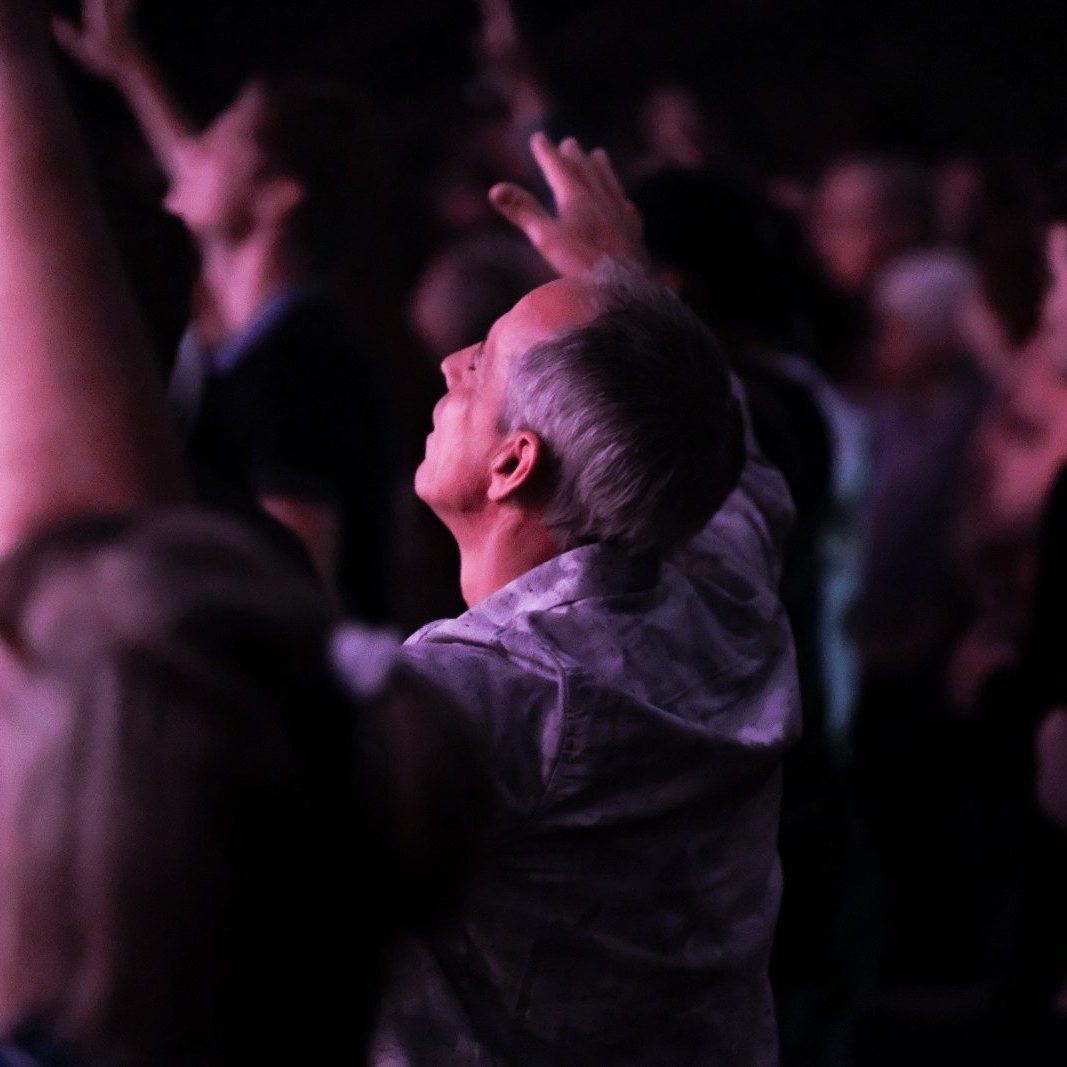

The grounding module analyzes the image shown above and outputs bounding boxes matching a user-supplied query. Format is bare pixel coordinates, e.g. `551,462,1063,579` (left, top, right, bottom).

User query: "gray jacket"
368,446,800,1065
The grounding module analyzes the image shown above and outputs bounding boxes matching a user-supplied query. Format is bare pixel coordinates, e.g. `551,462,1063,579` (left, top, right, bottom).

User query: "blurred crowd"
1,0,1066,1064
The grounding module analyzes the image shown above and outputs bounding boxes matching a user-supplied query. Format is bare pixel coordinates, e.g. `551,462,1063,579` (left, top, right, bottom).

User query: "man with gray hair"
362,134,801,1065
0,2,794,1059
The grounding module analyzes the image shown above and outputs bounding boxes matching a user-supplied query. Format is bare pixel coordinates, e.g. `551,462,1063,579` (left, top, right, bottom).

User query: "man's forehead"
490,277,601,357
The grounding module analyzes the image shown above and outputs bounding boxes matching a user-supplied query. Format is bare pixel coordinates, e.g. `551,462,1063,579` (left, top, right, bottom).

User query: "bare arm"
52,0,194,180
0,0,186,550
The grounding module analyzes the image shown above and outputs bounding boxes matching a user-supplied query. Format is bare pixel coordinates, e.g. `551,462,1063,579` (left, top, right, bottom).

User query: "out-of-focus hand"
52,0,137,80
489,132,645,278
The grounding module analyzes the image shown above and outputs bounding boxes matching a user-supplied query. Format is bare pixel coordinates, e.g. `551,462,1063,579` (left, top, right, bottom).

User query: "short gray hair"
500,261,744,557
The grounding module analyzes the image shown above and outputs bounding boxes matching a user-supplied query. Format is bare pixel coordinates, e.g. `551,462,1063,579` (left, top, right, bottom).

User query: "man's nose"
441,346,473,390
441,351,459,390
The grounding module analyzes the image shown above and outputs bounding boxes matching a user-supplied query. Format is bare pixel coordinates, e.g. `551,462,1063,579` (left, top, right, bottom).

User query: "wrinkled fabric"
362,446,800,1065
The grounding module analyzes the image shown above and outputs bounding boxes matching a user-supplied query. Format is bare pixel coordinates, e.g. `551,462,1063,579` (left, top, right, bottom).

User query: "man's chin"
413,462,437,509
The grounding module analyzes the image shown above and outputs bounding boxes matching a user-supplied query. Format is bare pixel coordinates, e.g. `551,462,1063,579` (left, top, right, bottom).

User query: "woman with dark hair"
0,512,491,1067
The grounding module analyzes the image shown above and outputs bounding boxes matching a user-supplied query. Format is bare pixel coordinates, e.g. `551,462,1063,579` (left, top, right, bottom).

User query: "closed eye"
468,340,485,374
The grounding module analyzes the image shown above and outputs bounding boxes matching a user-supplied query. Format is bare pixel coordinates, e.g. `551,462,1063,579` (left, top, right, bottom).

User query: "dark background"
52,0,1067,360
56,0,1067,169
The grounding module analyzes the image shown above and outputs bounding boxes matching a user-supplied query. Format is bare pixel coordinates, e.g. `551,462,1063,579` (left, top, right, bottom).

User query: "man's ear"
258,175,305,228
487,431,544,503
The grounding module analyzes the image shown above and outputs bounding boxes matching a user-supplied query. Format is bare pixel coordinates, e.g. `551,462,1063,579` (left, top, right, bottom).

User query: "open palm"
52,0,137,79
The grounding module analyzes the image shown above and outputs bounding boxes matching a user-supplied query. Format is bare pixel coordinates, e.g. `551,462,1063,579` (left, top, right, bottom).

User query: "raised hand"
489,132,646,278
53,0,192,180
52,0,137,80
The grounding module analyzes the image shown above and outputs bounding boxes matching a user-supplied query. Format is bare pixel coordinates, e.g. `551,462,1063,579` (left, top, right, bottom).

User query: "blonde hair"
0,513,378,1064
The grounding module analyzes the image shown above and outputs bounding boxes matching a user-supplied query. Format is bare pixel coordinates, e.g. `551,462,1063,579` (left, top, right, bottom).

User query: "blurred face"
165,84,267,239
811,164,888,294
415,278,597,522
979,338,1067,530
640,84,707,170
410,262,466,360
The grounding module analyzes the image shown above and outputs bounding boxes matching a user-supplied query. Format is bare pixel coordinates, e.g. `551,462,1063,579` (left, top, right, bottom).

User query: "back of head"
874,249,977,348
872,249,978,387
252,76,383,272
0,513,380,1065
502,262,745,559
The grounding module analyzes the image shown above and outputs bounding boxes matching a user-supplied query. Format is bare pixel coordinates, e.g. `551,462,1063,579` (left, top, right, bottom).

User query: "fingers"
590,147,628,206
51,16,86,60
585,144,642,237
565,139,630,209
530,131,590,209
533,132,630,210
488,181,553,246
557,136,586,166
506,133,645,273
560,136,608,199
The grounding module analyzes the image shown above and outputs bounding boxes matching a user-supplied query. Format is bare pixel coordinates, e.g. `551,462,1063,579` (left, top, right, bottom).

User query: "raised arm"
53,0,194,180
489,132,645,277
0,0,185,550
490,135,793,588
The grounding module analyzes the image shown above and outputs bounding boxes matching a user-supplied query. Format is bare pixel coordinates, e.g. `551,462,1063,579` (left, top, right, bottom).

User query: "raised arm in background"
56,0,348,598
53,0,194,180
0,0,185,549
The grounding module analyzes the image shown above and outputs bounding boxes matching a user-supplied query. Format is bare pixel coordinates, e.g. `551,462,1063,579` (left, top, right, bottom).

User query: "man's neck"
201,232,304,337
453,510,560,608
